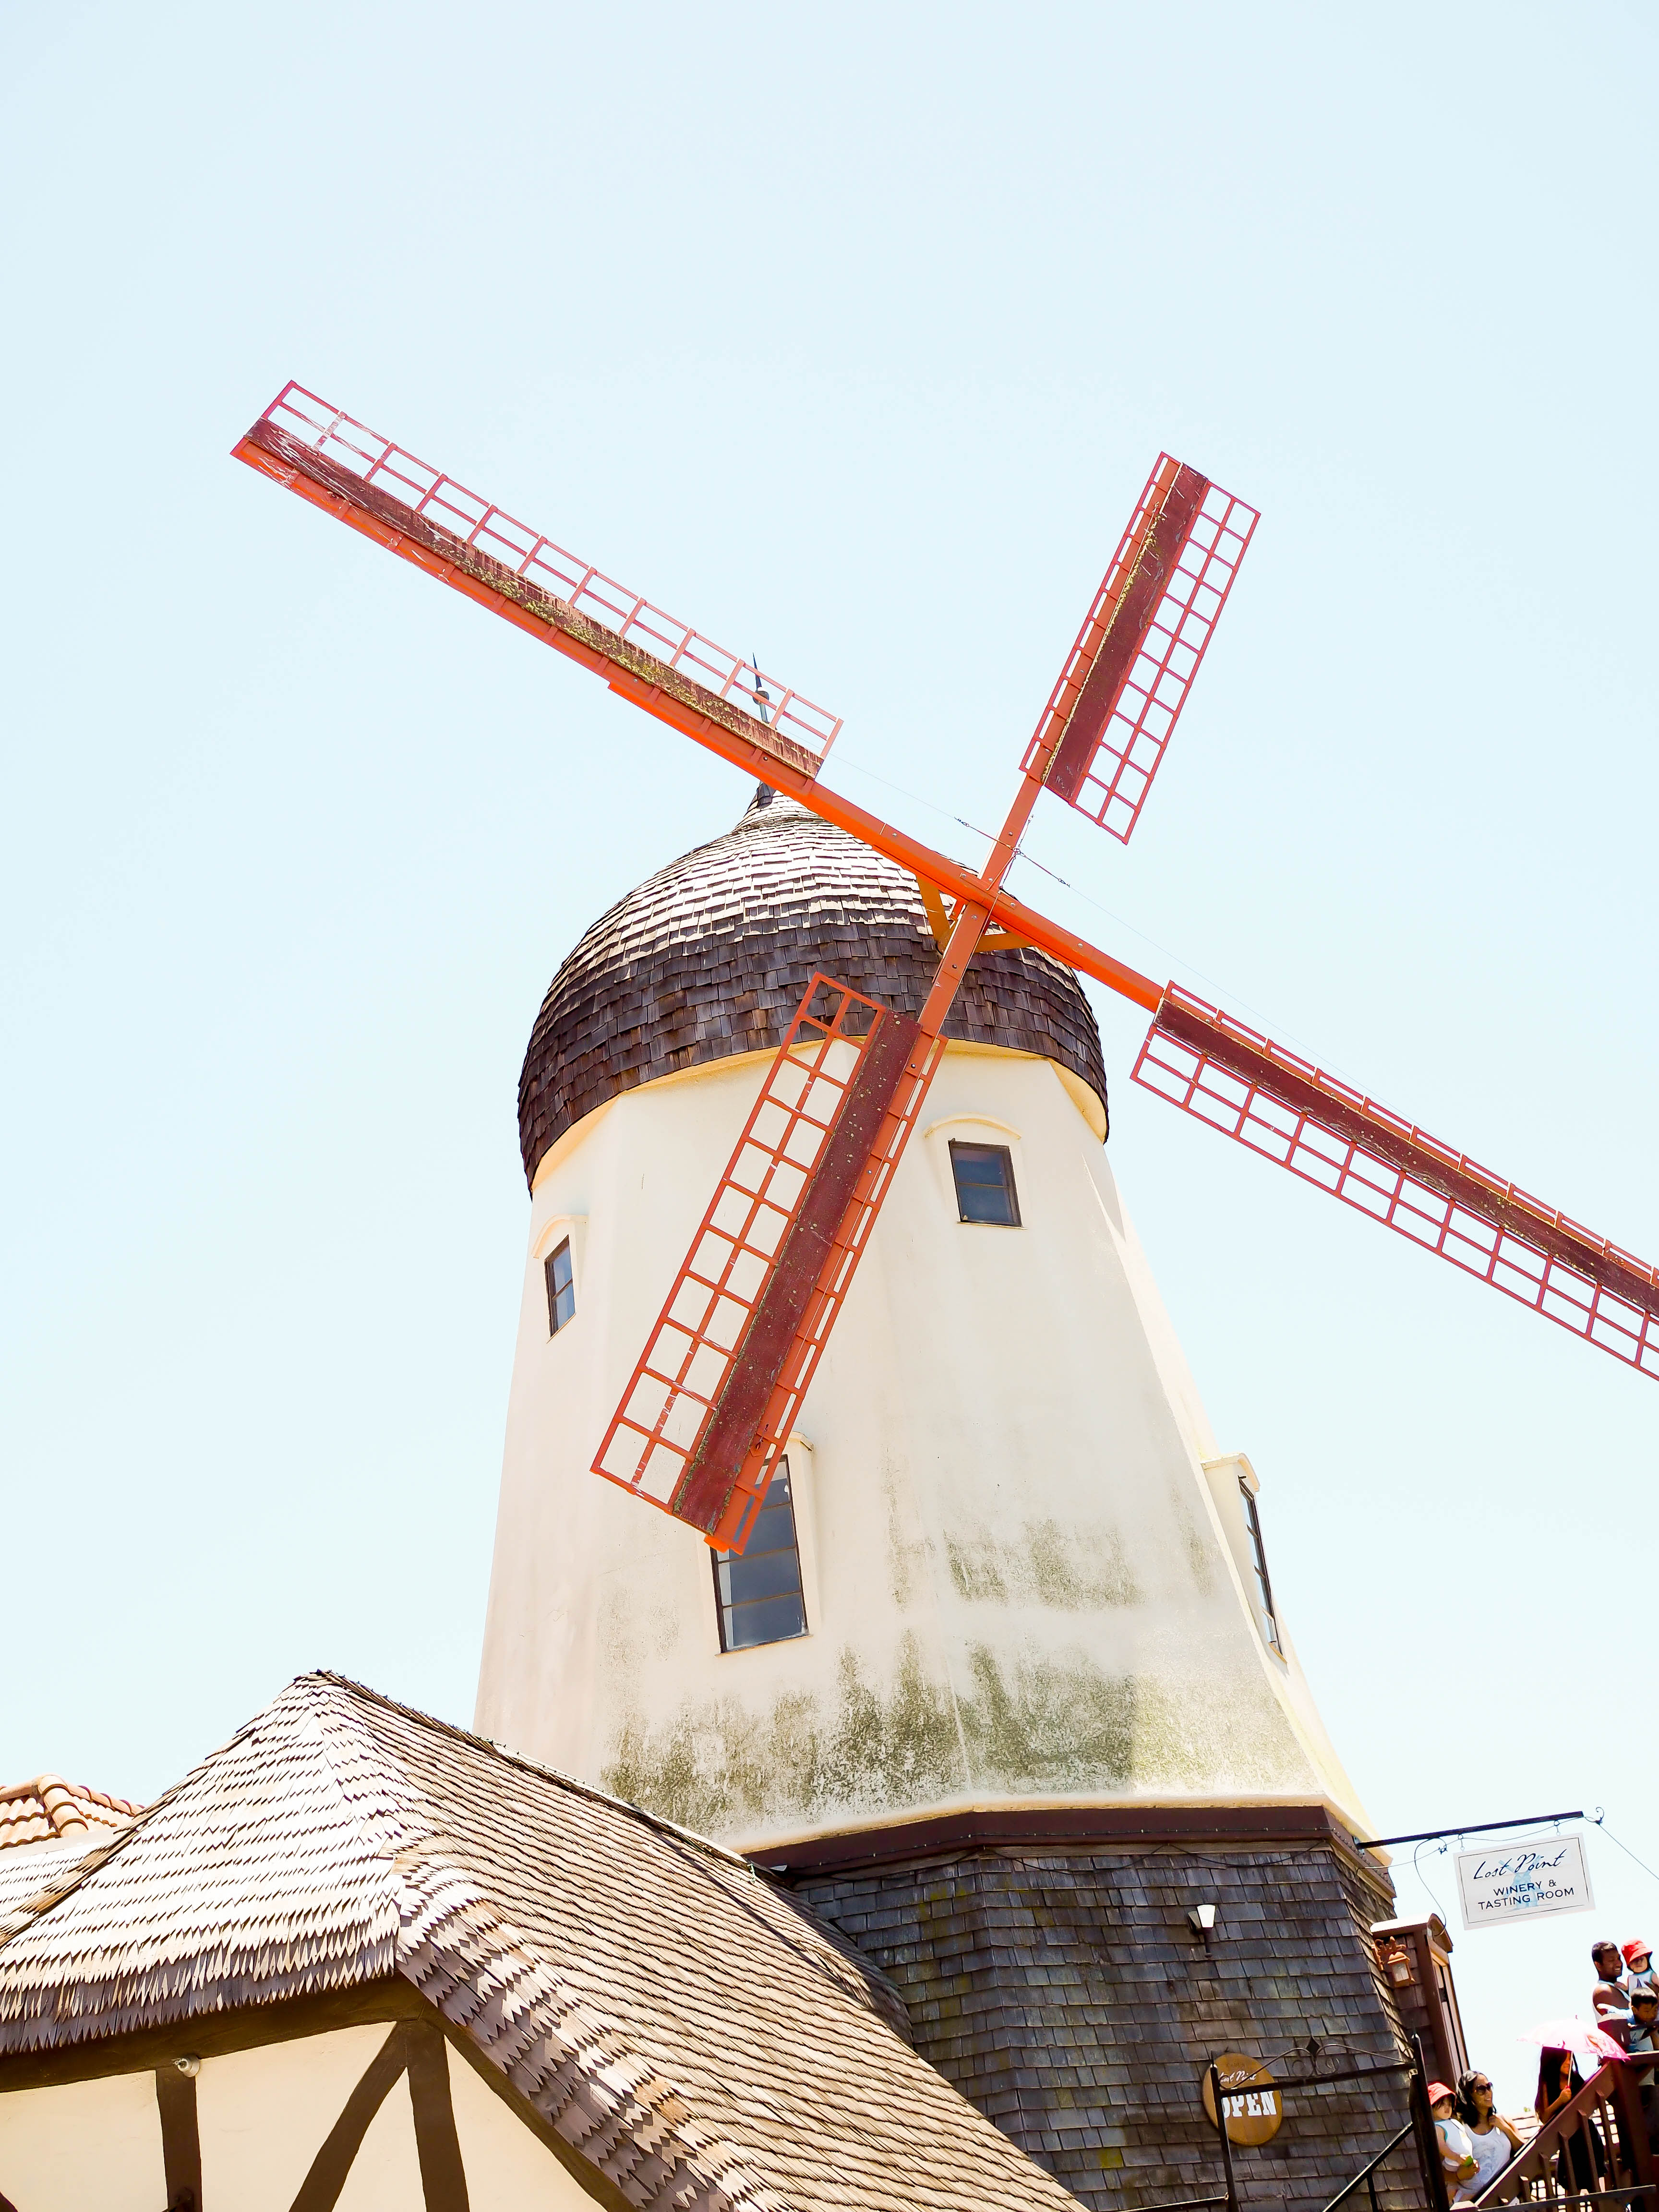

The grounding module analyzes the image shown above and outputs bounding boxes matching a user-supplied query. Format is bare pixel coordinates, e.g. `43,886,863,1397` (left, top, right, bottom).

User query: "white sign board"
1456,1836,1594,1930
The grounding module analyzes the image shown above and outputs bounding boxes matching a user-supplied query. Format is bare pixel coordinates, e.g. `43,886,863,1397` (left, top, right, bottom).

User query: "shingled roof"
0,1673,1080,2212
519,788,1108,1188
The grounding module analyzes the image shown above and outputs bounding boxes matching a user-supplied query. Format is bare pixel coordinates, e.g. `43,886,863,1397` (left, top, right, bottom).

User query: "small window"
544,1238,576,1335
1240,1478,1283,1654
950,1141,1021,1226
713,1459,807,1651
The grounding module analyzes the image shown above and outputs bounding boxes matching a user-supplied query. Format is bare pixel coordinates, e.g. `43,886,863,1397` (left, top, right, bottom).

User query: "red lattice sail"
593,975,941,1550
1134,986,1659,1379
235,383,842,779
1026,456,1258,842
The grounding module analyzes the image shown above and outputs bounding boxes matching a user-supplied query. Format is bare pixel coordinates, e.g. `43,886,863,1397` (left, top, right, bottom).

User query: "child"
1625,1941,1657,1999
1431,2082,1479,2200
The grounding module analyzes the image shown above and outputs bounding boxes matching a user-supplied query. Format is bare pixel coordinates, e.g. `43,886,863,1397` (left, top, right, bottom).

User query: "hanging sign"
1455,1836,1594,1929
1201,2054,1283,2144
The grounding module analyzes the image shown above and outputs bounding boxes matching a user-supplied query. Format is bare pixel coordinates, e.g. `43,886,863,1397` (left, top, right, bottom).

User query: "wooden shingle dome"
518,788,1109,1188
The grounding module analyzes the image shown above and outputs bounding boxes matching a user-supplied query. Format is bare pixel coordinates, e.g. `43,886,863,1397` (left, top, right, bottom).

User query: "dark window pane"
950,1142,1021,1226
712,1460,808,1651
725,1548,802,1604
726,1593,808,1649
545,1240,576,1334
1240,1480,1282,1653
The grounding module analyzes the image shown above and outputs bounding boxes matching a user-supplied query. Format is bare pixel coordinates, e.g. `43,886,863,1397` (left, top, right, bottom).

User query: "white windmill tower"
474,783,1369,1860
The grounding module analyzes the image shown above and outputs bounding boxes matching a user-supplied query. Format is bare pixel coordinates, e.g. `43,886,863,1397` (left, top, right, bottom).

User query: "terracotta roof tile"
0,1776,141,1851
0,1675,1080,2212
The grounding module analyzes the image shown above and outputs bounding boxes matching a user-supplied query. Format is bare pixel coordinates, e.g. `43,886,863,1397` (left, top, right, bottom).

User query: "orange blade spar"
1136,986,1659,1379
232,382,842,784
593,975,942,1551
1026,456,1258,842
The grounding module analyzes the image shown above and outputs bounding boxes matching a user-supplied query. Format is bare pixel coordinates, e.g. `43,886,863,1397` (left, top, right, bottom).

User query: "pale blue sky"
3,0,1655,2109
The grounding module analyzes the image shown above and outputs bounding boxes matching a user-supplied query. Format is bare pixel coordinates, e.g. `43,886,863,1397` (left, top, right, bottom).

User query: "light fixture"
1379,1942,1416,1988
173,2054,201,2078
1189,1904,1218,1937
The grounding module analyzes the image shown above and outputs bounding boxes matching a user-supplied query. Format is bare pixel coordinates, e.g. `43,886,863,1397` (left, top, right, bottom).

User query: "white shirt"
1464,2124,1514,2195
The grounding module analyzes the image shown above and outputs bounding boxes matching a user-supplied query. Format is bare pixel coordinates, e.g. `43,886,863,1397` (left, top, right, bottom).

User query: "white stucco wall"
0,2023,597,2209
476,1039,1371,1852
0,2067,161,2211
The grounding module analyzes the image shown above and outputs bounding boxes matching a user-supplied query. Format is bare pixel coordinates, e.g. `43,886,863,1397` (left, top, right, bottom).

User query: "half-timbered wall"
0,2018,599,2210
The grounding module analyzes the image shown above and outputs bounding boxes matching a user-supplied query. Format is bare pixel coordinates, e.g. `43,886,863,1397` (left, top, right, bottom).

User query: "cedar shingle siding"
798,1843,1410,2212
520,790,1109,1187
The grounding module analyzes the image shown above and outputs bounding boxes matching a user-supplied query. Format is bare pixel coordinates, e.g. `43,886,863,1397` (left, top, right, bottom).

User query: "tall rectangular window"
713,1459,807,1651
1240,1478,1282,1654
950,1141,1021,1226
544,1238,576,1335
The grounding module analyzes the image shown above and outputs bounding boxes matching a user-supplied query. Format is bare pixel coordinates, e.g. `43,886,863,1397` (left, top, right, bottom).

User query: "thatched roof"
0,1672,1079,2212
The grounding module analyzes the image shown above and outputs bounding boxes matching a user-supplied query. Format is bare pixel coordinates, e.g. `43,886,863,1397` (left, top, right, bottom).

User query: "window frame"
1239,1477,1283,1655
544,1237,576,1337
948,1139,1022,1227
711,1455,809,1654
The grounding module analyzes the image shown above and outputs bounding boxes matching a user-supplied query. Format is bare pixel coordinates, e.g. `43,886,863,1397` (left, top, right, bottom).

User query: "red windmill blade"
1134,988,1659,1379
232,382,1659,1552
1022,456,1259,842
593,977,934,1550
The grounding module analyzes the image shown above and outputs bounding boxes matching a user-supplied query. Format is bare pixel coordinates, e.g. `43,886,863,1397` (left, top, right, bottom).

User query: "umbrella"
1519,2018,1628,2066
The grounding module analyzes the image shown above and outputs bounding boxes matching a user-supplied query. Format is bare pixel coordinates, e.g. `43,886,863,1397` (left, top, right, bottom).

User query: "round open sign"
1201,2054,1283,2146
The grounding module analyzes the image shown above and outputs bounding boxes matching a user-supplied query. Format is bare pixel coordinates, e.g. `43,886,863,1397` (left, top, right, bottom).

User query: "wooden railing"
1475,2058,1657,2207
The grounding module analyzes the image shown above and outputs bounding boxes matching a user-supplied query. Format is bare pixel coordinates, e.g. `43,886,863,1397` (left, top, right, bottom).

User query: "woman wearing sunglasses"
1456,2070,1524,2200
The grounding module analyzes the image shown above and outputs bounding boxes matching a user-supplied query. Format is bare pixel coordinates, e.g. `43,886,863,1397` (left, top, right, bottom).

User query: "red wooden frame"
592,976,941,1550
242,384,842,771
1135,987,1659,1378
231,385,1165,1015
1023,455,1258,842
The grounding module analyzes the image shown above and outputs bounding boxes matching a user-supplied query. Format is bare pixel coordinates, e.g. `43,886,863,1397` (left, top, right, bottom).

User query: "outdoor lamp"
1189,1904,1218,1937
1378,1942,1416,1988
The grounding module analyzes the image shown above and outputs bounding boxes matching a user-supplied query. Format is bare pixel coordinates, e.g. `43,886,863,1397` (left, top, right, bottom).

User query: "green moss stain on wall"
958,1642,1135,1787
602,1633,966,1834
946,1517,1141,1610
954,1642,1310,1795
603,1633,1308,1837
1168,1488,1217,1595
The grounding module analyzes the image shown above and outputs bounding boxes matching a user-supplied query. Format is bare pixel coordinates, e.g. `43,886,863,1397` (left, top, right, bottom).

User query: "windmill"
235,384,1659,1555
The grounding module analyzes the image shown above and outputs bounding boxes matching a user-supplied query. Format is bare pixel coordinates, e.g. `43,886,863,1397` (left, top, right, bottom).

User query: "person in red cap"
1430,2083,1479,2199
1624,1941,1656,1999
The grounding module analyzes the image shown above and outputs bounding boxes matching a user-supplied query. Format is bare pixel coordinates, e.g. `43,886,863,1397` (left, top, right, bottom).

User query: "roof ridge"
308,1680,778,2208
309,1673,912,2049
0,1712,264,1952
304,1671,753,1871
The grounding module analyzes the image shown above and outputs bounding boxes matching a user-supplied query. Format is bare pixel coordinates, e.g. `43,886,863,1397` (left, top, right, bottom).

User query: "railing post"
1612,2056,1656,2197
1407,2032,1451,2212
1209,2062,1240,2212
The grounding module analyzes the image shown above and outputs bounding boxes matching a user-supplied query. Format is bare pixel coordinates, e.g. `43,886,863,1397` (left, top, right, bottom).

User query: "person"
1536,2047,1603,2194
1628,1988,1659,2153
1593,1940,1630,2018
1456,2070,1523,2200
1624,1941,1657,1999
1431,2082,1479,2200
